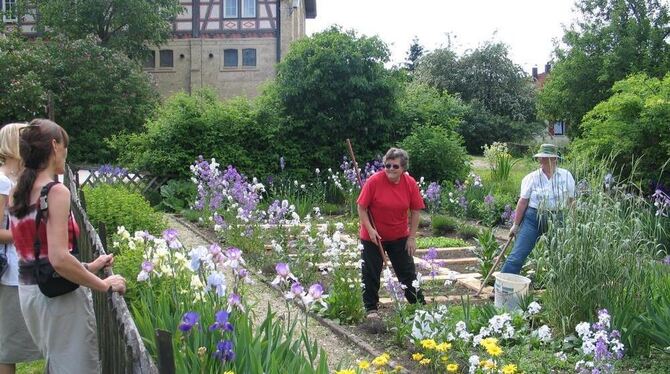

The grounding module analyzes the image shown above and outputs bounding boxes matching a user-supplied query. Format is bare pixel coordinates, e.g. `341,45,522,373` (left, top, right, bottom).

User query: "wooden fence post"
155,329,176,374
98,222,107,253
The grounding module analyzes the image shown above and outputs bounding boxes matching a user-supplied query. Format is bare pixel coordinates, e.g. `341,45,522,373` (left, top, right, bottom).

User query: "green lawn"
17,360,45,374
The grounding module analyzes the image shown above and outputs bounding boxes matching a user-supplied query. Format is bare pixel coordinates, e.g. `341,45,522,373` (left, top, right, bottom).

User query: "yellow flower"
392,365,404,373
486,344,503,357
440,355,449,362
436,342,452,352
412,353,424,361
358,360,371,369
480,337,499,348
223,371,234,374
372,353,390,367
420,338,437,350
446,363,459,372
419,358,431,366
501,364,518,374
480,359,497,369
374,370,384,374
334,370,355,374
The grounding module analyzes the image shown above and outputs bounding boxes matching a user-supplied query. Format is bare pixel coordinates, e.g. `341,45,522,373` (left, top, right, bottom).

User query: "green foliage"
83,184,167,244
397,82,468,135
110,241,145,302
572,73,670,186
539,163,668,353
322,265,365,325
474,229,499,282
0,33,159,163
272,26,400,171
404,36,424,73
159,179,197,213
29,0,183,59
416,42,541,152
113,89,280,179
416,236,467,249
431,215,459,235
537,0,670,135
399,125,470,183
457,223,481,240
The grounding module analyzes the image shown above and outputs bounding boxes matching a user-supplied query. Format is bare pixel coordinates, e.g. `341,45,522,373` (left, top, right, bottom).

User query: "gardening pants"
361,237,425,312
501,207,561,274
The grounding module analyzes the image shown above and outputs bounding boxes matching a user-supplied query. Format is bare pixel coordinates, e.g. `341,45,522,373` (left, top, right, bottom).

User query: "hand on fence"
105,275,127,295
90,254,114,273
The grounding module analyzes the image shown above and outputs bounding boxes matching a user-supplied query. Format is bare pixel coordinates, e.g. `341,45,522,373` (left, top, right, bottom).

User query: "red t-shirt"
10,206,80,261
357,170,425,241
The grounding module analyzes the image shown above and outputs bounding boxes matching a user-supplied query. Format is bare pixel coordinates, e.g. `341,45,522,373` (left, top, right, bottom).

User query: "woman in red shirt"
10,119,126,373
357,147,425,319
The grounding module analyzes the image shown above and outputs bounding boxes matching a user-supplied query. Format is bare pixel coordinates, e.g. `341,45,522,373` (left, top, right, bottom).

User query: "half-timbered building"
2,0,317,99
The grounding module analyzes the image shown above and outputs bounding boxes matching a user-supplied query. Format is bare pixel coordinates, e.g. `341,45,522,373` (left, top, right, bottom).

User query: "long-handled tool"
346,139,390,268
475,236,514,297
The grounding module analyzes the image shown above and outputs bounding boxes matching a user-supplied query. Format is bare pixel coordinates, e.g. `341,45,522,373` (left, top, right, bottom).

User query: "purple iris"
162,229,181,249
228,293,242,310
141,261,154,273
213,340,235,362
308,284,324,299
178,311,199,332
209,310,234,332
276,263,290,277
484,194,495,206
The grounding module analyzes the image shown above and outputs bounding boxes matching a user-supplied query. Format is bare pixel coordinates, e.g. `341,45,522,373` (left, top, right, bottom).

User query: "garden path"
165,215,373,371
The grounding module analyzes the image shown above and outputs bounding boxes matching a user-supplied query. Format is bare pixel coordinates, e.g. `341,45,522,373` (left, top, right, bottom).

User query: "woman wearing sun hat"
501,143,575,274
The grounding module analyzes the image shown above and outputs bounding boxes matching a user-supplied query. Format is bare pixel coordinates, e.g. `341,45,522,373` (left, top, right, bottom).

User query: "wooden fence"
65,165,159,374
70,164,172,196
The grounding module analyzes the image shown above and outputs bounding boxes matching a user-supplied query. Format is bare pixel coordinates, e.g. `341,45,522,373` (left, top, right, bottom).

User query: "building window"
159,50,174,68
143,51,156,69
224,0,255,18
224,49,238,67
223,0,238,18
241,0,256,18
2,0,17,22
242,48,256,67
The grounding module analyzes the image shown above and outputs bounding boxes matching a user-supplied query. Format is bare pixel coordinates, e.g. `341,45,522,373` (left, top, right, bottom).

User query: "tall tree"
272,26,400,169
22,0,183,58
404,36,424,73
537,0,670,136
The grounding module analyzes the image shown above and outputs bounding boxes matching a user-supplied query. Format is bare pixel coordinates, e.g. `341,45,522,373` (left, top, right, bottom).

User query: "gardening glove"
509,223,520,238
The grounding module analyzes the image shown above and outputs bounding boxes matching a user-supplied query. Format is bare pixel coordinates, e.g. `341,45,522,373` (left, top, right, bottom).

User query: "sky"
305,0,579,75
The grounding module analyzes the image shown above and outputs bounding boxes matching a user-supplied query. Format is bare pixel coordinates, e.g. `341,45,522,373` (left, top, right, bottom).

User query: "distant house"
532,63,566,137
2,0,317,99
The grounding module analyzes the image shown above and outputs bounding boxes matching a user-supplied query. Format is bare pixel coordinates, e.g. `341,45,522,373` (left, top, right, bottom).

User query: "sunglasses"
384,163,401,170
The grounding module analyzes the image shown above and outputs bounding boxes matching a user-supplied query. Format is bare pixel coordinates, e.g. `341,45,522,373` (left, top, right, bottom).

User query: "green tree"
399,125,470,183
572,73,670,185
0,33,159,163
537,0,670,136
272,26,400,169
404,36,424,73
397,82,468,136
23,0,183,58
415,42,540,153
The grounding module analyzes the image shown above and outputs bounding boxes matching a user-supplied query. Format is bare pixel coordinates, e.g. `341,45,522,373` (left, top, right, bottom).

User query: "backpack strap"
32,181,60,260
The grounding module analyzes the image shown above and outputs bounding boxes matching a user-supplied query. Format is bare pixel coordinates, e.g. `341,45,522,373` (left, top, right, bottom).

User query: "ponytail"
10,167,38,218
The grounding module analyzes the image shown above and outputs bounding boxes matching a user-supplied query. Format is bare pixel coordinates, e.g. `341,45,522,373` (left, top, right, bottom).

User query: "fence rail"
70,164,172,195
65,165,158,374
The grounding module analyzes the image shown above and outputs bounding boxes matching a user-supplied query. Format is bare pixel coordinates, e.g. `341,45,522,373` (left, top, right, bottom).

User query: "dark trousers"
361,237,425,312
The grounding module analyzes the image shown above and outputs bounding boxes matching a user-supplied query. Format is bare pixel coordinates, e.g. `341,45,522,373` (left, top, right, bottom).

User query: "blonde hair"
0,123,27,163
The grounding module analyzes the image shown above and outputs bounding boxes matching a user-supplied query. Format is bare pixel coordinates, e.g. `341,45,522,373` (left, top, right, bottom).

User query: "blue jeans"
501,207,548,274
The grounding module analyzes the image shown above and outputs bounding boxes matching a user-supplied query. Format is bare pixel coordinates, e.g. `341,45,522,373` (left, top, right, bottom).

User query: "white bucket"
493,273,531,311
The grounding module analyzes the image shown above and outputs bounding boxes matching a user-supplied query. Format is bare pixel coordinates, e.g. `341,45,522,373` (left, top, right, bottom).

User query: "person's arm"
406,209,421,256
0,194,11,244
46,184,125,293
358,204,381,244
509,198,529,238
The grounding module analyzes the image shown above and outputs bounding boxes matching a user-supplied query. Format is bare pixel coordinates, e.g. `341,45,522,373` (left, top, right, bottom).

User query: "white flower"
575,322,591,338
526,301,542,315
136,270,149,282
412,273,422,291
532,325,552,343
554,351,567,361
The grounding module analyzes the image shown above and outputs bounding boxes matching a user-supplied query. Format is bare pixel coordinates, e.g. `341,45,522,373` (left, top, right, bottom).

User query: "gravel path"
165,215,373,371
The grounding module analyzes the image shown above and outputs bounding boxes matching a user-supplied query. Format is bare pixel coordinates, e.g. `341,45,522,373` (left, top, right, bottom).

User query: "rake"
475,236,514,297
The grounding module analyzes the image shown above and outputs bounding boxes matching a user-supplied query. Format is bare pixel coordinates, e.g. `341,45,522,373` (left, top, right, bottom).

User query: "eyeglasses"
384,163,401,170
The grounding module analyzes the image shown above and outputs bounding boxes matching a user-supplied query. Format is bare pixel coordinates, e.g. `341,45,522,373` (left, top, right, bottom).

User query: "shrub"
83,184,167,246
113,89,282,179
572,73,670,187
159,179,197,213
457,223,481,240
431,214,459,235
399,125,470,183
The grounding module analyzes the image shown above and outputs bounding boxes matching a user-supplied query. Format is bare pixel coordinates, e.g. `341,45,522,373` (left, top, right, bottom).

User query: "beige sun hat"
533,143,560,158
